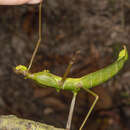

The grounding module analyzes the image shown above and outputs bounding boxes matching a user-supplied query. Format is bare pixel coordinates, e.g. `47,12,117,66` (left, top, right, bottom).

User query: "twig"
0,115,65,130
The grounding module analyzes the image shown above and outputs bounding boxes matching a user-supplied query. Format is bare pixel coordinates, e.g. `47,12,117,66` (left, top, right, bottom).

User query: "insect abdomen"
80,47,128,89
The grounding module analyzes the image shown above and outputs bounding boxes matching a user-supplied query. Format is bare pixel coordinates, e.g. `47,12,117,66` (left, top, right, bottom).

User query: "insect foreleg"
79,88,99,130
66,92,77,130
28,2,42,71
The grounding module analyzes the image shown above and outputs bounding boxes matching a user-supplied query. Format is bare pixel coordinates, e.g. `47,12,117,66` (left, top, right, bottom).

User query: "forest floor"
0,0,130,130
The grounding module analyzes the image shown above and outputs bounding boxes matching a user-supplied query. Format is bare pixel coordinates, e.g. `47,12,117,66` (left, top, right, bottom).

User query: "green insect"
14,2,128,130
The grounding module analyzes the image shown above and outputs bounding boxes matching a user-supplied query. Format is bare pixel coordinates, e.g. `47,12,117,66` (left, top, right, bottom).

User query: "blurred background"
0,0,130,129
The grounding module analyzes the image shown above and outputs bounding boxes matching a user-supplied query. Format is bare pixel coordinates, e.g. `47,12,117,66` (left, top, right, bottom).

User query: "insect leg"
60,51,79,129
66,92,77,130
60,51,80,85
79,88,99,130
28,1,42,71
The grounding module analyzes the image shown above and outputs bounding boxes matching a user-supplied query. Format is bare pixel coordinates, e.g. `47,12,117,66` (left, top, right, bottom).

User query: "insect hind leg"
79,88,99,130
66,92,77,130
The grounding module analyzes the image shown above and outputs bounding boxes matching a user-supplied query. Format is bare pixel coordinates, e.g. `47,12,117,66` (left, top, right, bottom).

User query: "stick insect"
14,2,128,130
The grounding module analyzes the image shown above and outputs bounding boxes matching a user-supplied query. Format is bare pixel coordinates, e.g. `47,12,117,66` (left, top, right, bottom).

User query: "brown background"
0,0,130,129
